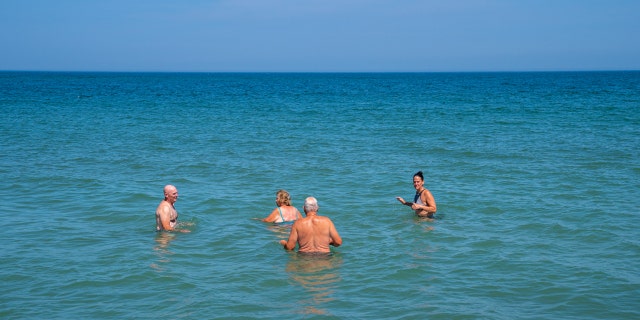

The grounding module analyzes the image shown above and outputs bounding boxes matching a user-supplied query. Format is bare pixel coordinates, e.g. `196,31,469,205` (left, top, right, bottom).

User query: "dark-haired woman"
396,171,437,218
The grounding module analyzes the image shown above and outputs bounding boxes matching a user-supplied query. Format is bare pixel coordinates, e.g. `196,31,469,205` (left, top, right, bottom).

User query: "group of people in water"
155,171,437,254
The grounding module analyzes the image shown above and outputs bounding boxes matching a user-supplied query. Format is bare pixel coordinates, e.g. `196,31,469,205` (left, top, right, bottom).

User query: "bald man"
155,185,188,232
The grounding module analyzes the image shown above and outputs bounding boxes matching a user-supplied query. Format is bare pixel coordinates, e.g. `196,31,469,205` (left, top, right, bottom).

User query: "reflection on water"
266,223,294,240
150,232,176,272
413,215,437,232
176,220,196,233
286,253,343,316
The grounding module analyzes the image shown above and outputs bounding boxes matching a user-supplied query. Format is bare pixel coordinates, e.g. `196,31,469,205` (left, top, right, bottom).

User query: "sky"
1,0,639,72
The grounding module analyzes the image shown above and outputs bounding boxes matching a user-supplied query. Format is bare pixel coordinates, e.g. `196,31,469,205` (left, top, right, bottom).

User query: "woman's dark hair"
413,171,424,181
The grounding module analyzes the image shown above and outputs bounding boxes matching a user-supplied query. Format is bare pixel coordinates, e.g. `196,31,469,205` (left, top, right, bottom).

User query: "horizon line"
1,68,639,74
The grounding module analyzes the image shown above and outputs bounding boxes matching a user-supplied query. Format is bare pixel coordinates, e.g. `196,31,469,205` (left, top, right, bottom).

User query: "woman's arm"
396,197,413,207
413,190,436,213
262,208,280,222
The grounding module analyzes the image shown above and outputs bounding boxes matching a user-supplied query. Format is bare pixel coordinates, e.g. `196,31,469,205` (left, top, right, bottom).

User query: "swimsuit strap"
278,207,285,222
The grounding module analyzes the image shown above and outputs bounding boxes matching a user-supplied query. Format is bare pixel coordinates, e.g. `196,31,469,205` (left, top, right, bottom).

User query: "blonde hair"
275,189,292,207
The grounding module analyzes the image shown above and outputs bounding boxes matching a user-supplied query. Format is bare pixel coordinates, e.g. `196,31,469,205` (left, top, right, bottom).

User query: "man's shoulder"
312,215,334,224
156,201,171,213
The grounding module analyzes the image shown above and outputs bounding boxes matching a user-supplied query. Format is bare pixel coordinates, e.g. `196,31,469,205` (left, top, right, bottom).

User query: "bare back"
280,206,302,222
263,205,302,223
289,215,341,253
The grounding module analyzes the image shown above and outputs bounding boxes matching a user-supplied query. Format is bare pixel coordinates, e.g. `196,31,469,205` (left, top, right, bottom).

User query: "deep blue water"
1,71,639,319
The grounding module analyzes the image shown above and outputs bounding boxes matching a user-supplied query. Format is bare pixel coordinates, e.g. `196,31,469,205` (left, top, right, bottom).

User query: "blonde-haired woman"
262,189,303,223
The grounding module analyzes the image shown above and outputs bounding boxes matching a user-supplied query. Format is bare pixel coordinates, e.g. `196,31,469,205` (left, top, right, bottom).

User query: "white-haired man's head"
303,197,319,213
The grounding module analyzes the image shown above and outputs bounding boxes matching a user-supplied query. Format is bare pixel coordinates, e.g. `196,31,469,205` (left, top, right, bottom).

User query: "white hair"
304,197,319,212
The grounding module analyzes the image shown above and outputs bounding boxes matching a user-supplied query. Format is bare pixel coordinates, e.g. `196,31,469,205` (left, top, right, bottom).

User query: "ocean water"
1,71,639,319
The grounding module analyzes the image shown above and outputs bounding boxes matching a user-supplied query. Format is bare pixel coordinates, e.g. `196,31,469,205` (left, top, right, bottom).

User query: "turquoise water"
1,71,639,319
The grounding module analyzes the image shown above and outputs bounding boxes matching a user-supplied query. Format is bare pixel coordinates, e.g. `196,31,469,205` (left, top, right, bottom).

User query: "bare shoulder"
291,218,304,227
313,215,333,224
156,201,167,213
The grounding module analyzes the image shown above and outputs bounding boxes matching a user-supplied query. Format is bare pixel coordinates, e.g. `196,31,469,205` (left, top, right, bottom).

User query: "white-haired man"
280,197,342,253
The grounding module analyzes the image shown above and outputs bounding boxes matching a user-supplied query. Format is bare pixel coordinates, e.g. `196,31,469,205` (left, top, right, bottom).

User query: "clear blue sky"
1,0,639,72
